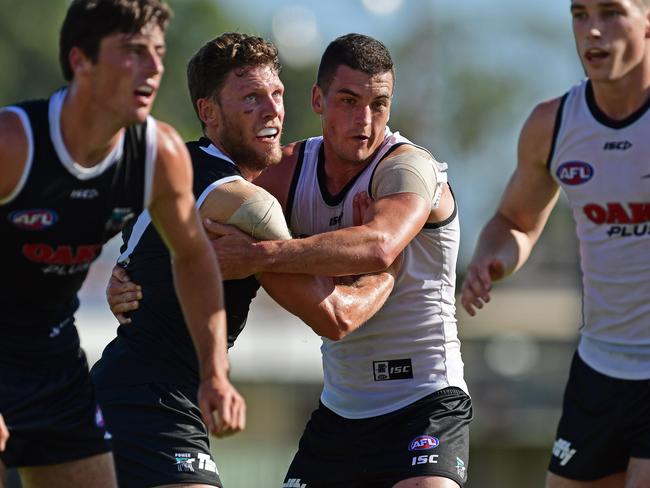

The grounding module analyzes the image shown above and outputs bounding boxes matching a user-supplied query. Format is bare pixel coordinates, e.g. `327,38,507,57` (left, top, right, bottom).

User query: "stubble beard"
221,122,282,172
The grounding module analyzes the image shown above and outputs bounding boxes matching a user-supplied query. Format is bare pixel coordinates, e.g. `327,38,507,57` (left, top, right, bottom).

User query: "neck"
61,85,125,168
590,61,650,120
203,129,263,182
322,143,376,196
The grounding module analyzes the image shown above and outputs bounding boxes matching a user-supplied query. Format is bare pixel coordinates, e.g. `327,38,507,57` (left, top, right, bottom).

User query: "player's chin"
257,145,283,167
132,107,152,124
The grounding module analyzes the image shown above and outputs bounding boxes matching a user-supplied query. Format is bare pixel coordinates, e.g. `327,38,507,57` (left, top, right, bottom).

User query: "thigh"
548,354,629,481
393,475,460,488
625,458,650,487
546,471,625,488
19,452,117,488
0,352,110,469
96,382,222,488
284,388,472,488
153,485,219,488
624,380,650,463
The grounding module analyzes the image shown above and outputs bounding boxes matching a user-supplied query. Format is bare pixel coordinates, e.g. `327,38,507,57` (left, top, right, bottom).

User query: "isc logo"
603,140,632,151
373,359,414,381
556,161,594,185
411,454,439,465
409,435,440,451
9,209,58,230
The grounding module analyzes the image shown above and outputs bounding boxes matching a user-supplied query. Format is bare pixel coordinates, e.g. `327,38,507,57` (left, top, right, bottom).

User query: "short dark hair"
187,32,281,128
59,0,172,81
317,33,394,93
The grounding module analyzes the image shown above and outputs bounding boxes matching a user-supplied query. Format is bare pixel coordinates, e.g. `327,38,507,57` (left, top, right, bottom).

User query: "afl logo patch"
556,161,594,185
9,209,59,230
409,435,439,451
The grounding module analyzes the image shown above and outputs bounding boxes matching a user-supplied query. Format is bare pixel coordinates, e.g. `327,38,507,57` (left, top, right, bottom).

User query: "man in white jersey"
201,33,471,488
461,0,650,486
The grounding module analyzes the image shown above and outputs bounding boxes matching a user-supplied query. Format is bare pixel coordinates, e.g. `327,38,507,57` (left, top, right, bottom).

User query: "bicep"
498,161,560,235
498,101,562,235
364,192,430,246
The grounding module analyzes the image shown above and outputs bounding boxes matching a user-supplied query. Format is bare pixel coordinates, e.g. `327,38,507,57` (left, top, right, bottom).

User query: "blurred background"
1,0,586,486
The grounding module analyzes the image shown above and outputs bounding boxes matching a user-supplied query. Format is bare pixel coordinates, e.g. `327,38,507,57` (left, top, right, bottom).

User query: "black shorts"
0,349,111,468
94,381,222,488
284,387,472,487
548,352,650,480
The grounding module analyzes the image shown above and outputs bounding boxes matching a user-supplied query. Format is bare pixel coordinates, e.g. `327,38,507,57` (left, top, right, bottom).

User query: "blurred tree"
0,0,244,140
0,0,67,104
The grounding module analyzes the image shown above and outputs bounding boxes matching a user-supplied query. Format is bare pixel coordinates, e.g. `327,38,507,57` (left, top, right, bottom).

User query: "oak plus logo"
22,243,102,275
583,202,650,237
556,161,594,185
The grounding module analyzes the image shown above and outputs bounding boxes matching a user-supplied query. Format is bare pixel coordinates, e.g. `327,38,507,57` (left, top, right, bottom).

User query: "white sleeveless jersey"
288,128,467,418
549,79,650,379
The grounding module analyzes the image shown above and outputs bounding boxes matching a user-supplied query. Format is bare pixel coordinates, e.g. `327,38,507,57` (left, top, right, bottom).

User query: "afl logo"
409,435,440,451
9,209,59,230
556,161,594,185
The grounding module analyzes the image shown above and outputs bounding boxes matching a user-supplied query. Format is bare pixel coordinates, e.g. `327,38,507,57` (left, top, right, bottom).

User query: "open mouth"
134,85,155,99
585,48,609,62
256,127,279,140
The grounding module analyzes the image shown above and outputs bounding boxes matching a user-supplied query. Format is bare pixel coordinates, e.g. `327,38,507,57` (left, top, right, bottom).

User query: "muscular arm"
461,98,562,316
259,269,397,341
148,122,243,437
201,178,396,340
220,145,433,277
0,109,29,202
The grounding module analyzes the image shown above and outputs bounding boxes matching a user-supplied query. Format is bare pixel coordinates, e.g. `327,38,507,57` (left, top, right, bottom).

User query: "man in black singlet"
0,2,244,487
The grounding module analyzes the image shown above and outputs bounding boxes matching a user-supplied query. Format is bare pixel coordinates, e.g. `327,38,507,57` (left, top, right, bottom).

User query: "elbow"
310,317,350,341
308,306,356,341
368,235,400,270
320,328,346,341
326,311,360,341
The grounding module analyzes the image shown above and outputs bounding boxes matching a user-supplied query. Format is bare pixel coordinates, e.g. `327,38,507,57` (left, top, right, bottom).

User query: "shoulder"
153,121,190,169
377,144,436,179
523,97,564,135
252,140,304,210
383,144,433,164
0,109,30,201
155,121,186,155
0,109,28,148
518,96,565,168
277,140,303,173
